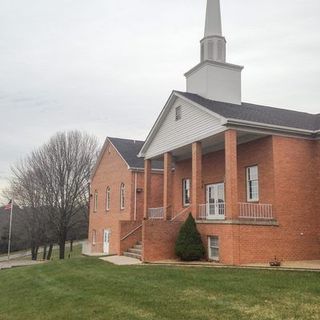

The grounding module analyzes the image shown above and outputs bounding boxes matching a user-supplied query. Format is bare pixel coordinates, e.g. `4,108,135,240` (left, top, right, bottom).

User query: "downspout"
134,172,137,221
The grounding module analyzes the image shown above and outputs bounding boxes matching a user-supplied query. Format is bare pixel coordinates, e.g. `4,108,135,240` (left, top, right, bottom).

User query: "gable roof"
139,90,319,158
176,91,320,132
90,137,163,181
108,137,163,170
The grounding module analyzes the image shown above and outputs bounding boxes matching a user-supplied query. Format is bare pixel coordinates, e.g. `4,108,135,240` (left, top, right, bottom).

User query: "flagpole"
7,197,14,261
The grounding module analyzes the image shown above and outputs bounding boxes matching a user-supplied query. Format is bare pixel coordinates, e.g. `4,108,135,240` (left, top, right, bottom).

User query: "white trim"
208,236,219,261
226,118,318,136
144,127,226,160
120,183,125,210
106,187,111,212
134,172,137,220
185,60,244,78
182,178,191,207
138,91,228,158
93,191,98,212
246,166,259,202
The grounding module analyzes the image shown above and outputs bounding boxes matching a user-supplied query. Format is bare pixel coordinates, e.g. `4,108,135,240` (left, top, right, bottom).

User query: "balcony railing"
148,207,164,220
239,202,273,220
198,203,225,220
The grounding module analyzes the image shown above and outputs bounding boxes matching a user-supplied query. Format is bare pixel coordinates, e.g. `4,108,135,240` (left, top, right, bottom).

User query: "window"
175,106,182,121
208,236,219,261
246,166,259,202
182,179,191,206
120,183,125,210
92,230,97,245
106,187,111,211
93,191,98,212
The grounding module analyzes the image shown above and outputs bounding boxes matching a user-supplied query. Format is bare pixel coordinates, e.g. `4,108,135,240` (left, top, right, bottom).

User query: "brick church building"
88,0,320,265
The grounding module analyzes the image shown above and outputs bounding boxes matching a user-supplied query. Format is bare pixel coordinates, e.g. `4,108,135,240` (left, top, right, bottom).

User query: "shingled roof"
108,137,163,170
176,91,320,132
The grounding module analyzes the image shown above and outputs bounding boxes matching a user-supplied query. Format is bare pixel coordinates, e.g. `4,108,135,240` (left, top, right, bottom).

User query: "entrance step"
128,248,142,255
123,241,142,260
123,252,141,260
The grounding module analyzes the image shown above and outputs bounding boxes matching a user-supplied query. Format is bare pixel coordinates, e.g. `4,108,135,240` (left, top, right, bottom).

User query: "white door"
206,183,225,220
103,229,110,254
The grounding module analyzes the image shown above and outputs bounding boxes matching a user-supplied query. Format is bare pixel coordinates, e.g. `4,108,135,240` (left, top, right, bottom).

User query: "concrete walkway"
100,255,142,266
149,259,320,272
0,260,45,270
246,260,320,271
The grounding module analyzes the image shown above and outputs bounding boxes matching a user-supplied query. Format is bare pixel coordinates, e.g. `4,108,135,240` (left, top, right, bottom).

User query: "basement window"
208,236,219,261
175,106,182,121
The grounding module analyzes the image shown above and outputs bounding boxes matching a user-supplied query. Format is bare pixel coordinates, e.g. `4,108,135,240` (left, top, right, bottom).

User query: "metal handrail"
239,202,273,220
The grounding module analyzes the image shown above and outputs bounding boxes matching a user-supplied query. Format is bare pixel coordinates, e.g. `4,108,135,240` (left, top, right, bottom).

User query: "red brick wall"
173,136,275,214
88,142,163,255
169,135,320,265
89,142,132,254
119,221,142,255
270,136,320,261
142,220,183,262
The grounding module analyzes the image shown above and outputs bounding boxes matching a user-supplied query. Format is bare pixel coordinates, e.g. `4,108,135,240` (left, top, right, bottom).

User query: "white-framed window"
92,230,97,245
106,187,111,211
246,165,259,202
94,191,98,212
182,179,191,206
120,183,125,210
208,236,219,261
175,106,182,121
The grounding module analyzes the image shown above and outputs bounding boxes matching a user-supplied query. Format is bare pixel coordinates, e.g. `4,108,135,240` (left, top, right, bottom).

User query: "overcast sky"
0,0,319,199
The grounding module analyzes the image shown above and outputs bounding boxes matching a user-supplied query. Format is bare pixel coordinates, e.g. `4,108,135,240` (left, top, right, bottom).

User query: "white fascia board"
184,60,244,78
144,126,227,160
138,91,177,158
174,92,227,122
138,91,228,158
226,118,315,137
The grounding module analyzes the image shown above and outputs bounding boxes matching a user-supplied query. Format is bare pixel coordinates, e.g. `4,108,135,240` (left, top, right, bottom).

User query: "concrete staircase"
123,241,142,260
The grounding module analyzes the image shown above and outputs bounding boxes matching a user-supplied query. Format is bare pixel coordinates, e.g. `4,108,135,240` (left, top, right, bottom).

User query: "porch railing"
198,203,225,220
239,202,273,220
148,207,164,220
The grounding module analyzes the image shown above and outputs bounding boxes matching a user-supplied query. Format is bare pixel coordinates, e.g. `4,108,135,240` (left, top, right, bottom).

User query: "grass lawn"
0,255,319,320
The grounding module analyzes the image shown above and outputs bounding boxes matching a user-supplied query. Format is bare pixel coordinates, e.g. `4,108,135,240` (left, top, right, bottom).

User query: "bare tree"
9,131,99,259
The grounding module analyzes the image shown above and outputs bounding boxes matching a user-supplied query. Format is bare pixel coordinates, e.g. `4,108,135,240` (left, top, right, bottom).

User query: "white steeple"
185,0,243,105
205,0,222,37
201,0,226,63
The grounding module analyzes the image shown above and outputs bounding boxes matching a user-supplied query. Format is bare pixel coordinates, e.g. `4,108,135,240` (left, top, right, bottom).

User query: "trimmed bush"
175,213,205,261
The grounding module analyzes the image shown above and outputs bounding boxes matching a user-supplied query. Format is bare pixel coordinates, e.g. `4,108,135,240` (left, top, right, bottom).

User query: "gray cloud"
0,0,319,197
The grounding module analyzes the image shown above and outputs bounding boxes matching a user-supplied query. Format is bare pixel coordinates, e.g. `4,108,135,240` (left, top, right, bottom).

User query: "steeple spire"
204,0,222,37
200,0,226,63
185,0,244,105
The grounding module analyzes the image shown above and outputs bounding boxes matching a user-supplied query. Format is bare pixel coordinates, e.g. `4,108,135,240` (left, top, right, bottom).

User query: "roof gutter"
226,118,317,138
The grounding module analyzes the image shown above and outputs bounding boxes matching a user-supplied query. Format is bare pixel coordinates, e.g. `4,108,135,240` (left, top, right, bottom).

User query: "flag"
4,200,12,211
